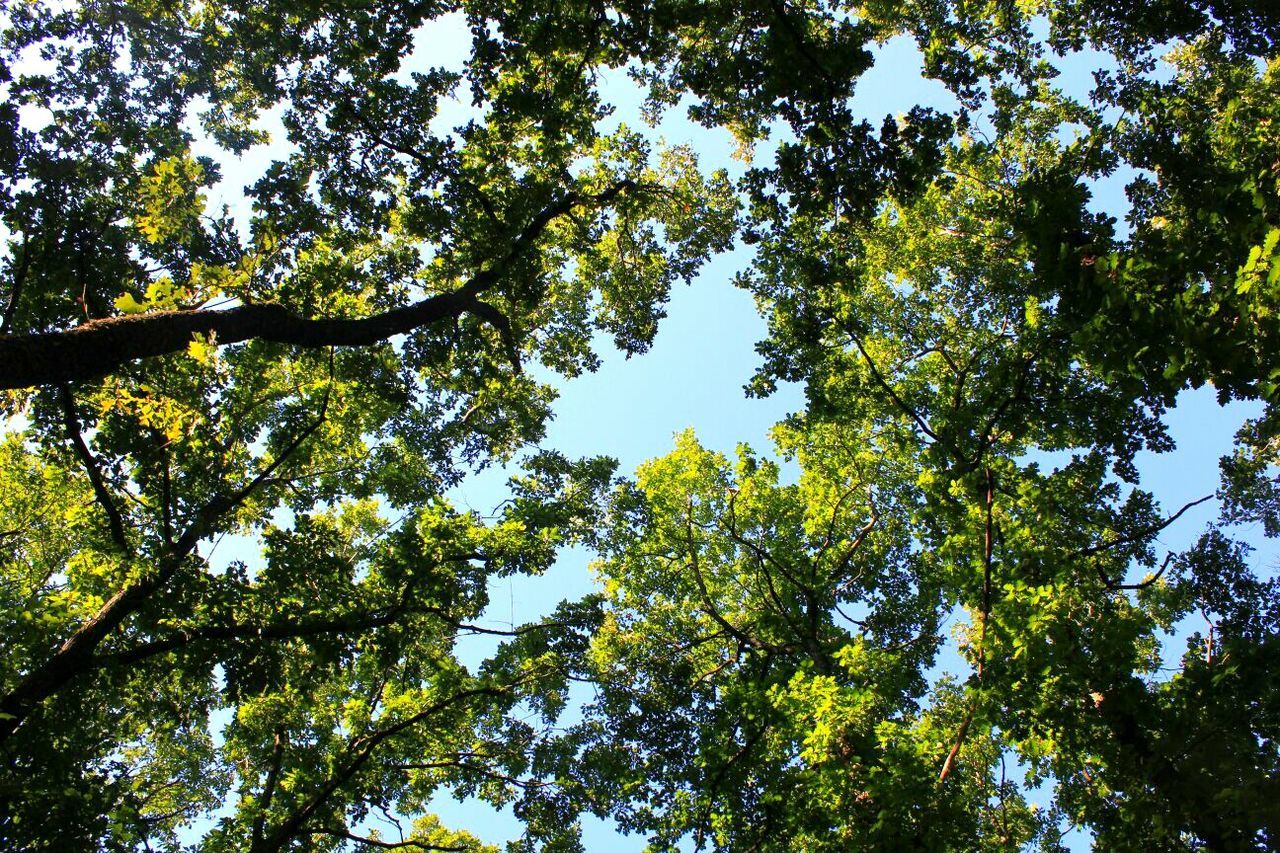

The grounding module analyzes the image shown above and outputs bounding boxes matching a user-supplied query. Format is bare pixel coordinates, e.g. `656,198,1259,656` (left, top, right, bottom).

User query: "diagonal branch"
1094,551,1176,592
1073,494,1214,560
938,705,974,783
59,385,131,556
253,685,508,852
0,289,481,390
0,392,331,744
685,500,770,654
0,181,642,390
840,320,947,449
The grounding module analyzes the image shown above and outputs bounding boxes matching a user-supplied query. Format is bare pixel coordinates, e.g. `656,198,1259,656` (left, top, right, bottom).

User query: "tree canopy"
1,0,1277,850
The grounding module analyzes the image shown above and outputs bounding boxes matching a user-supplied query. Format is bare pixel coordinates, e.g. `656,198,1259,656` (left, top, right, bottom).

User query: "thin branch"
831,506,880,595
685,500,767,653
308,827,467,851
1094,551,1175,592
1075,494,1214,560
389,759,551,790
697,724,769,848
716,499,810,608
254,686,508,852
59,385,131,555
841,321,946,448
814,484,859,560
347,107,503,230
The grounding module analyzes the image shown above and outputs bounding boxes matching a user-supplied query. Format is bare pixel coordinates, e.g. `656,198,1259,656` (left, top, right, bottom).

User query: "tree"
582,1,1280,848
1,0,896,847
2,0,1278,851
563,430,1053,850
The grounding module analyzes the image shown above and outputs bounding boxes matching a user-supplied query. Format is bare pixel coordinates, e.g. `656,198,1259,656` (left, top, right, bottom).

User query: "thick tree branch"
93,605,568,668
95,610,411,667
0,181,641,390
251,730,288,851
0,288,485,390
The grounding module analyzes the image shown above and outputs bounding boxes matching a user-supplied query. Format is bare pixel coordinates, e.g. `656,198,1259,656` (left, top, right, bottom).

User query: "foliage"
1,0,1277,851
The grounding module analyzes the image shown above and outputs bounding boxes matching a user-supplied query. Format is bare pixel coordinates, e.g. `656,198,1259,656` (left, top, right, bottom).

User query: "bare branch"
308,827,468,851
938,704,975,784
1094,551,1176,592
1075,494,1214,560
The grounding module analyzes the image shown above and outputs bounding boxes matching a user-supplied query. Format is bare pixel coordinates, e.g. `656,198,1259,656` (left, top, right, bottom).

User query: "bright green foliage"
2,0,1278,851
562,431,1056,850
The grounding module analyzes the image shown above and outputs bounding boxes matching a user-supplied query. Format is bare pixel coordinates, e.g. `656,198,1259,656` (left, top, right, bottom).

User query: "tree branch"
0,393,330,744
840,321,946,449
2,231,31,334
938,704,974,784
59,385,131,555
0,181,642,390
308,827,468,851
941,469,996,785
0,288,481,390
1094,551,1176,592
251,730,288,851
93,606,569,668
685,500,768,654
1074,494,1214,560
253,686,508,852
